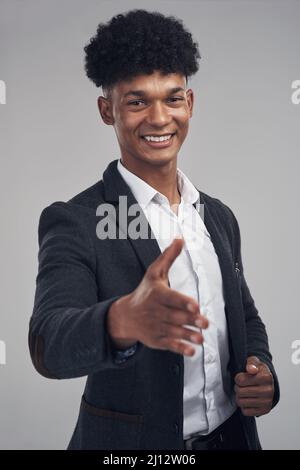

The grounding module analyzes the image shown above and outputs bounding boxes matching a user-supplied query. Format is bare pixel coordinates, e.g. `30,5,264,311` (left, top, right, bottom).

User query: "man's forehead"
114,71,187,97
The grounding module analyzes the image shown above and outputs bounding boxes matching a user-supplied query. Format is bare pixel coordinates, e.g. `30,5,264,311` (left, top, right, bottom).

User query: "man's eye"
127,97,183,106
169,97,184,102
128,100,144,106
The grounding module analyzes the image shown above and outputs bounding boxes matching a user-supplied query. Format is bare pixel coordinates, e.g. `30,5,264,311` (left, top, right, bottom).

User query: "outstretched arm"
29,202,144,380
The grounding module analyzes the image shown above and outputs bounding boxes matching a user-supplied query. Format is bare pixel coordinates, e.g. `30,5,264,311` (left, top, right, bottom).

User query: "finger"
234,385,259,398
240,407,265,417
236,397,271,409
158,286,208,325
158,337,196,357
156,323,204,346
235,372,272,387
246,356,262,375
161,305,208,329
234,384,273,399
150,236,185,279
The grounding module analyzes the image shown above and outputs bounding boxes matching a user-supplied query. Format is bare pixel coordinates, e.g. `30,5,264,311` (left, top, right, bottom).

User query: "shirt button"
207,397,215,409
211,354,217,362
206,354,213,362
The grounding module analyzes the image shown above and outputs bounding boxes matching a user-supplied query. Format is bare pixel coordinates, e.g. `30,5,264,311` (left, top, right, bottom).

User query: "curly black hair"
84,9,200,95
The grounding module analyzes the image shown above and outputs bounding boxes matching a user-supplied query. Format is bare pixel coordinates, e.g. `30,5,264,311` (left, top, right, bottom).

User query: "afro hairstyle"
84,9,201,96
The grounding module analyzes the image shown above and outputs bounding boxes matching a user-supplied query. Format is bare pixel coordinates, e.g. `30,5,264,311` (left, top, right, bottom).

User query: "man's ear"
186,89,194,118
97,96,115,125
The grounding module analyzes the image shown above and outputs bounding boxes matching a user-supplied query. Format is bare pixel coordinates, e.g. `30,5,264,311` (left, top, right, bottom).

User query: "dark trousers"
184,409,249,450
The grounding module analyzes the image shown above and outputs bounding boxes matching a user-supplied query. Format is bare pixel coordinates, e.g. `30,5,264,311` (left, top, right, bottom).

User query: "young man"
29,9,279,450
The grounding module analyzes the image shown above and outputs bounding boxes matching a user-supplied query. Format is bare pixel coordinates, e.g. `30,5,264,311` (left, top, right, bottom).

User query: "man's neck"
120,157,181,207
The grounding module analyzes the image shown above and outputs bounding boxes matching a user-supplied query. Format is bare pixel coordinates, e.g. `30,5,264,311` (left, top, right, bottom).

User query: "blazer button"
173,422,179,434
172,363,180,375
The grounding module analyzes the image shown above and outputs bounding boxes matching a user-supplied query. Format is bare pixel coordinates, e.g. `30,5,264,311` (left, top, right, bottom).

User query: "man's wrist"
107,295,138,349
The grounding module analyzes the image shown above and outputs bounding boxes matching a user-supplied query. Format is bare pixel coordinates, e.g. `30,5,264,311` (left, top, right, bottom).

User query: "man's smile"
140,132,176,148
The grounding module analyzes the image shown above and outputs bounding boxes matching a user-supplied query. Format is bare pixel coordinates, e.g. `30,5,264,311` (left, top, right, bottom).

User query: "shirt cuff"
113,342,138,364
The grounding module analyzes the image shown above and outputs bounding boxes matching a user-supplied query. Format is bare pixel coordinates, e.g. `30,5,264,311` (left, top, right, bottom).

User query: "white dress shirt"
117,158,236,438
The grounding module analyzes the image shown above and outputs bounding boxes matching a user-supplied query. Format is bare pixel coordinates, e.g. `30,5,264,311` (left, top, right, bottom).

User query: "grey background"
0,0,299,449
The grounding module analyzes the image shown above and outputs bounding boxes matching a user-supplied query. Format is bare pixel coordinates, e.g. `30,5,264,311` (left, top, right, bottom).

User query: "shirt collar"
117,159,157,207
117,158,199,208
176,167,200,205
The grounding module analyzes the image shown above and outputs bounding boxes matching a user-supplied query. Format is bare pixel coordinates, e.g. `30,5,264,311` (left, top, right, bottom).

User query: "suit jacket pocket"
67,395,144,450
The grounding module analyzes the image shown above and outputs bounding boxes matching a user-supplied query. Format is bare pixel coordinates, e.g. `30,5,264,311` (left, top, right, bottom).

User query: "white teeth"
144,134,173,142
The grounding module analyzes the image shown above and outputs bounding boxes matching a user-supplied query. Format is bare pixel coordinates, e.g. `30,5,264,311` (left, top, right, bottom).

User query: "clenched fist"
234,356,274,417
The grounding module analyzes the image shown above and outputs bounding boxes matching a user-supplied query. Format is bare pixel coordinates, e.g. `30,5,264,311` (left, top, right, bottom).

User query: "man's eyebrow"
123,87,185,98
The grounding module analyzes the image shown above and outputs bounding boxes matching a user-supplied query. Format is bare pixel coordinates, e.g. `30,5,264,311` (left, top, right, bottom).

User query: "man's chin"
142,154,177,166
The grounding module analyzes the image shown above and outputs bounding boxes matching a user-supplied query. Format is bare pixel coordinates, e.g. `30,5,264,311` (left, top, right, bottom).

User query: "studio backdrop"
0,0,299,450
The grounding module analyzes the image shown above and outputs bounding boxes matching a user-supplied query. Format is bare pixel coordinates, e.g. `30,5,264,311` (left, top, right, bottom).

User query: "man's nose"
145,101,172,127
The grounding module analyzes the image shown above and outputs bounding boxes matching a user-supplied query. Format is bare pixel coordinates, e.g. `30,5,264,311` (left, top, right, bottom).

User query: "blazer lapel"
102,159,162,272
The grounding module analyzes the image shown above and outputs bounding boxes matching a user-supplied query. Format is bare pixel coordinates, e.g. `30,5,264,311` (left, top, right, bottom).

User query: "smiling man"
98,71,190,214
29,9,280,450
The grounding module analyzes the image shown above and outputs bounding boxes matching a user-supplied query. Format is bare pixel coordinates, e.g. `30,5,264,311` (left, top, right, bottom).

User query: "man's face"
98,70,194,167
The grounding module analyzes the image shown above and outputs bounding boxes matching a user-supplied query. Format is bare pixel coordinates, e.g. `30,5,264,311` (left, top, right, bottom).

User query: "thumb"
246,356,261,375
150,236,185,279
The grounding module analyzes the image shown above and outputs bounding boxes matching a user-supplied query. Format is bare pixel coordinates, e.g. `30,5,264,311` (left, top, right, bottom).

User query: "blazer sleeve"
228,206,280,410
29,202,145,380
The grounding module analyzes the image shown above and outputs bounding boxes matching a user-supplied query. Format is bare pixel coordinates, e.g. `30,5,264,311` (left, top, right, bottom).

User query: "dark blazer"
29,158,280,450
